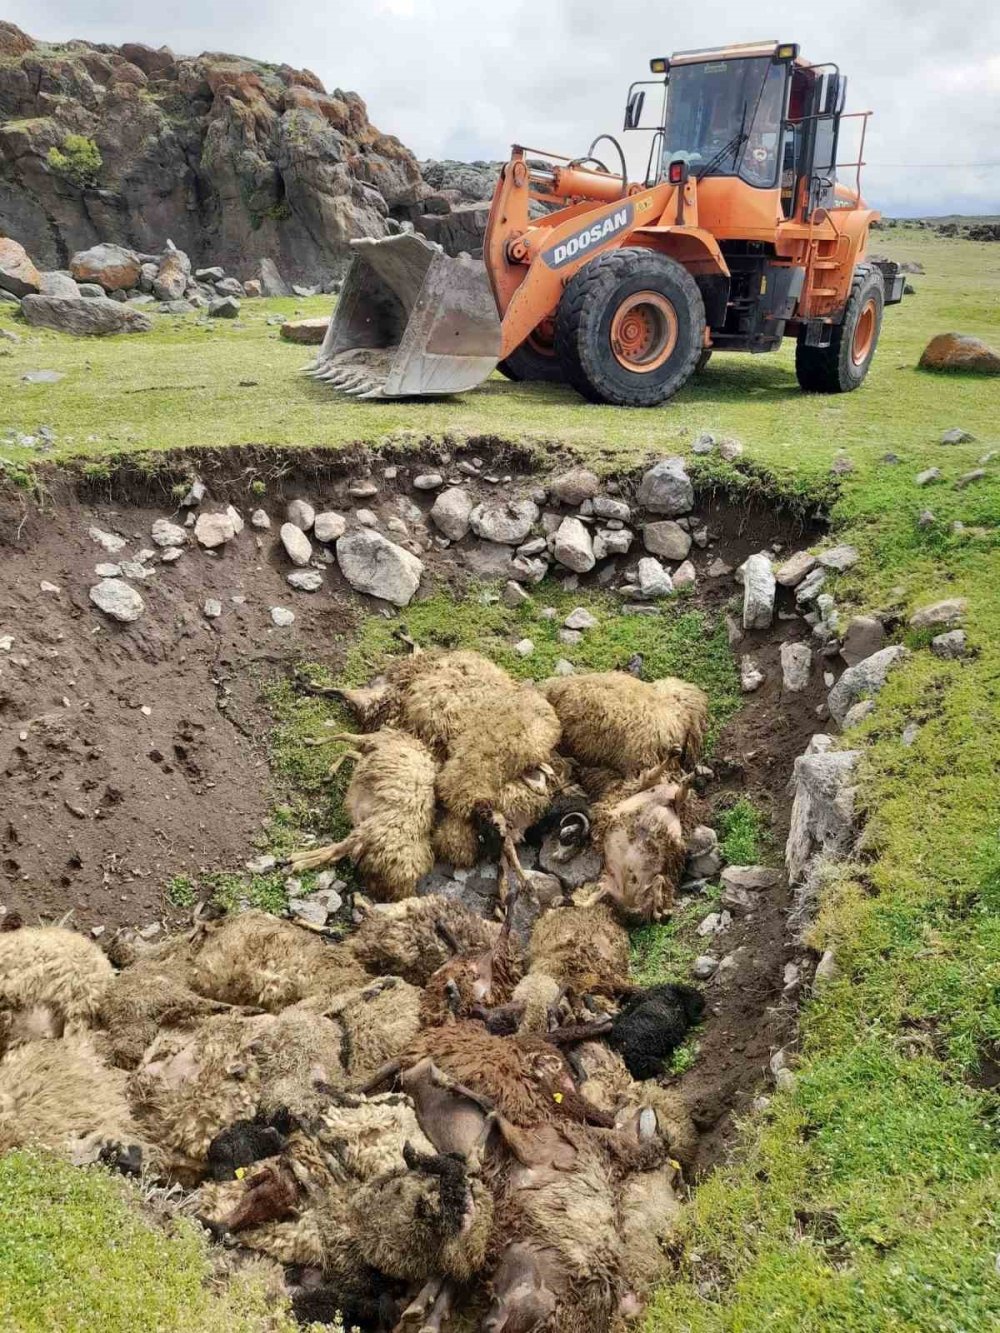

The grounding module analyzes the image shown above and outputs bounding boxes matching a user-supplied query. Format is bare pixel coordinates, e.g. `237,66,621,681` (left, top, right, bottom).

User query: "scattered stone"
208,296,239,318
956,468,986,489
548,468,600,505
720,884,754,914
280,316,329,344
930,629,968,659
355,509,378,527
0,237,41,297
840,615,886,667
194,512,236,548
21,294,151,335
69,243,140,292
38,271,81,299
818,544,859,572
430,487,474,541
243,280,262,299
691,955,718,979
552,517,595,573
642,519,691,561
941,427,974,444
558,629,582,647
741,553,776,629
780,641,813,692
901,721,920,746
348,480,379,499
915,467,942,487
909,597,966,629
88,527,126,555
593,529,633,560
21,369,65,385
313,511,347,543
842,699,875,728
181,479,206,507
160,549,183,565
795,567,826,604
289,897,329,927
718,438,744,462
814,950,839,987
469,498,539,545
250,509,271,530
636,457,694,516
539,832,603,889
337,530,424,606
695,911,731,937
286,498,316,531
203,598,222,619
725,614,743,647
774,1068,798,1094
722,865,781,891
150,518,186,548
413,473,444,491
636,557,673,599
592,496,630,521
553,658,575,676
89,578,144,623
39,580,60,594
287,569,324,592
672,560,697,590
707,557,733,579
740,656,765,692
502,580,531,608
280,522,313,567
827,645,908,725
692,432,714,455
514,638,534,657
564,607,597,631
517,537,547,558
94,563,121,578
830,455,855,476
918,332,1000,375
0,328,20,344
270,606,295,627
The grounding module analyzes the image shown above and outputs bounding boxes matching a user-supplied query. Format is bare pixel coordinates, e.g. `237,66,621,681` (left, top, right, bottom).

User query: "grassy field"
1,224,999,1330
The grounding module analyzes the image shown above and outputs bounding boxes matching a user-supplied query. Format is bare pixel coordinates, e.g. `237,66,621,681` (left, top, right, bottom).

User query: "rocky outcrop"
0,24,428,282
918,333,1000,375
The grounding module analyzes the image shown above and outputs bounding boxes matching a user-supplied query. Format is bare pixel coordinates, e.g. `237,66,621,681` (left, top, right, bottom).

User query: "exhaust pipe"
307,232,502,400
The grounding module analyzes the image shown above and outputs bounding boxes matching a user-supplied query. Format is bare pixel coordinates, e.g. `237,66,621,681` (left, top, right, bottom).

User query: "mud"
0,447,829,1185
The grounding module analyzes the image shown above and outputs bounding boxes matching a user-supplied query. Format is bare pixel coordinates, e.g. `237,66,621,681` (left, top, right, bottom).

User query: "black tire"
554,248,706,407
695,348,712,373
497,337,566,383
795,265,885,393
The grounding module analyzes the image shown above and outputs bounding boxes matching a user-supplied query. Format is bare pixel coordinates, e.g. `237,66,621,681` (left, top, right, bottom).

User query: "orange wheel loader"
307,39,905,407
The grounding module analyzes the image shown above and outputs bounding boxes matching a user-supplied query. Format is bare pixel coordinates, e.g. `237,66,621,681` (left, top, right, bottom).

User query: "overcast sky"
9,0,1000,216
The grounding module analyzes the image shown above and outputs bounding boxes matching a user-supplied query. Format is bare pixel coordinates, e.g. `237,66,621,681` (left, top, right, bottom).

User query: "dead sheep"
539,671,709,790
289,728,438,901
528,903,631,999
602,983,705,1081
336,648,562,832
189,910,368,1012
585,763,696,922
0,1034,145,1169
131,1010,345,1183
0,925,113,1045
97,967,251,1070
325,976,424,1083
349,895,500,987
419,896,523,1027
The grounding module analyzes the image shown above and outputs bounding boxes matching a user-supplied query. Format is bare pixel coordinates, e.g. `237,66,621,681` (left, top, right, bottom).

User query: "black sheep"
548,983,705,1080
206,1108,294,1181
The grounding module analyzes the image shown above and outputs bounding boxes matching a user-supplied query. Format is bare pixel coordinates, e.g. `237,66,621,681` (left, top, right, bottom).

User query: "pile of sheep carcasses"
0,651,717,1332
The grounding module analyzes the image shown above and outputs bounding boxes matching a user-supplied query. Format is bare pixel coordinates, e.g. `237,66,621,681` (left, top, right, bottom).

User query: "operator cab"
625,40,848,223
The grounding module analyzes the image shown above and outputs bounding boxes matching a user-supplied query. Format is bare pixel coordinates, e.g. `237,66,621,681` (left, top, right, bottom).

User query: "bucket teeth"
343,379,381,397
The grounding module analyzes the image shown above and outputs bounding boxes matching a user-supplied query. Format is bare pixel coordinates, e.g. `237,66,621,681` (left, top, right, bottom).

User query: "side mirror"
625,89,646,130
823,73,847,115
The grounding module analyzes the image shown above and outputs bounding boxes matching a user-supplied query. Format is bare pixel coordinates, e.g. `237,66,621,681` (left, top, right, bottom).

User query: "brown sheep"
325,976,423,1083
189,910,368,1013
289,728,438,901
97,967,250,1070
0,1035,144,1166
419,892,524,1027
0,925,113,1044
539,671,709,791
585,762,695,922
349,895,500,987
528,903,631,1000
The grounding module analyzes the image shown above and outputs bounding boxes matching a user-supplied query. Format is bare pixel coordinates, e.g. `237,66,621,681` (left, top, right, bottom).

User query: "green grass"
716,797,768,866
630,885,723,988
0,1152,298,1333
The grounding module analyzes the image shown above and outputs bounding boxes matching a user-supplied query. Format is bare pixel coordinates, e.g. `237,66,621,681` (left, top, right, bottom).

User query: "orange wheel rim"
527,317,557,358
610,291,678,373
851,299,877,366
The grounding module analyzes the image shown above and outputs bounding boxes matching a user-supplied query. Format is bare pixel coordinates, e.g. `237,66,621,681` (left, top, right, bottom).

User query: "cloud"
7,0,1000,214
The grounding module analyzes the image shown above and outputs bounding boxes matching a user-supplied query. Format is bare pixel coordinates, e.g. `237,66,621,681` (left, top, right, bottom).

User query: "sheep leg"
545,1016,615,1046
428,1061,497,1116
357,1057,402,1094
491,811,530,911
391,625,422,655
286,831,362,874
394,1276,453,1332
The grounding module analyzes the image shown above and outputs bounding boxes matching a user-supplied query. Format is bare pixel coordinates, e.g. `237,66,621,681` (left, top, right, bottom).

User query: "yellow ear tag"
235,1166,247,1180
669,1159,681,1171
553,1092,564,1104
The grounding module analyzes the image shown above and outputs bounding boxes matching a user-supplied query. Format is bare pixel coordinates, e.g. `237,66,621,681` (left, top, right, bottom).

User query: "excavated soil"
0,447,828,1175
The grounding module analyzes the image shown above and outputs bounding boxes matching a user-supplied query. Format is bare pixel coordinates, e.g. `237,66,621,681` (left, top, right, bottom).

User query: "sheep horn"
433,919,462,956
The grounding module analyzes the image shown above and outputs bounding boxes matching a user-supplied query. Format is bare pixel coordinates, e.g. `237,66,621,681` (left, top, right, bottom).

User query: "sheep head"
484,1242,561,1331
590,767,694,924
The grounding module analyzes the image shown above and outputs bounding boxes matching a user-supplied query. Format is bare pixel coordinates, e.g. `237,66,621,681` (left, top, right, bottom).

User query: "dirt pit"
1,446,832,1185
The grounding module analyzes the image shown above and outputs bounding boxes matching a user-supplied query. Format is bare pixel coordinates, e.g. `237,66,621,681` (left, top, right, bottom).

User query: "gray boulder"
38,271,81,298
20,295,152,336
552,517,595,573
469,498,539,545
430,487,475,541
780,641,813,692
259,258,291,297
840,615,886,667
642,520,692,561
636,457,694,516
548,468,599,505
827,646,908,725
741,553,776,630
280,522,313,567
785,741,860,934
930,630,968,659
89,578,145,623
209,296,240,318
337,530,424,606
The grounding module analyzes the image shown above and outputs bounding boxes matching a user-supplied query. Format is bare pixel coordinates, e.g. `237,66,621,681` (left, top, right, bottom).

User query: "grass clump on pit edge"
0,1150,301,1333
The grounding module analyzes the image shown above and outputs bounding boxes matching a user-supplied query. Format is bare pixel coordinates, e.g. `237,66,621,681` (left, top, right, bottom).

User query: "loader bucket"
307,233,502,399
